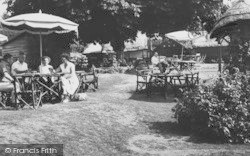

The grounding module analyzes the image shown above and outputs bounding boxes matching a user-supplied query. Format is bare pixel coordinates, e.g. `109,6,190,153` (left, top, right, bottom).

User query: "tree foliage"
3,0,226,54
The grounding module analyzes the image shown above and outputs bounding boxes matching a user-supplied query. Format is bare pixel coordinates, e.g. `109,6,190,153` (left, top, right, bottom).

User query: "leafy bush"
172,68,250,143
70,52,89,71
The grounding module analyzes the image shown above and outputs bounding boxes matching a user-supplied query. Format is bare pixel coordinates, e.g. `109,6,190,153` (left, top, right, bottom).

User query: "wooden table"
13,73,62,109
147,73,184,98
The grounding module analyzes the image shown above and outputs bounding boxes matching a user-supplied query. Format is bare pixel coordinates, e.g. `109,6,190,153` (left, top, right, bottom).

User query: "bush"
70,52,89,71
172,68,250,143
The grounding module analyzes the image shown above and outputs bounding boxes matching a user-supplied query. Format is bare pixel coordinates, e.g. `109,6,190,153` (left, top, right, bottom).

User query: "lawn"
0,64,249,156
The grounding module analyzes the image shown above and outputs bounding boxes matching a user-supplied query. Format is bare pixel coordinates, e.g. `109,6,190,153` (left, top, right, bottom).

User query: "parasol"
0,10,78,58
165,30,201,59
210,0,250,39
0,34,8,43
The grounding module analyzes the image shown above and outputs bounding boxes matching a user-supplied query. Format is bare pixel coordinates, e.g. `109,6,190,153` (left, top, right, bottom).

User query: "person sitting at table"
39,56,54,85
151,52,168,73
0,54,20,105
11,52,28,75
55,53,79,103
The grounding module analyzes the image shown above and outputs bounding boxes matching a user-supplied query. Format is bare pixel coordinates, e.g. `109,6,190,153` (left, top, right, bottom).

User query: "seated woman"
39,56,54,86
55,53,79,103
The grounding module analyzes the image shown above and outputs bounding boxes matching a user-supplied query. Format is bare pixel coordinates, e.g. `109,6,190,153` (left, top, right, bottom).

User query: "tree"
4,0,141,59
3,0,226,59
138,0,227,37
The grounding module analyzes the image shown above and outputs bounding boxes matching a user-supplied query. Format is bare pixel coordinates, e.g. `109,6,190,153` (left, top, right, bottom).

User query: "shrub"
172,68,250,143
70,52,89,71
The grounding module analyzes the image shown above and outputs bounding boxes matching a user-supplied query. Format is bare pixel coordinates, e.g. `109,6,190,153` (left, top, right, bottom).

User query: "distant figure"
11,52,28,75
55,53,79,103
151,52,168,73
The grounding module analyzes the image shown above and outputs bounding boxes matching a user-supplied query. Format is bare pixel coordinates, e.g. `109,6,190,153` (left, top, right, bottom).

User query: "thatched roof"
210,0,250,38
192,34,228,48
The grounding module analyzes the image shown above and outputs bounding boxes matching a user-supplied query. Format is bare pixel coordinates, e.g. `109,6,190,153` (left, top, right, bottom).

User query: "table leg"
13,79,19,110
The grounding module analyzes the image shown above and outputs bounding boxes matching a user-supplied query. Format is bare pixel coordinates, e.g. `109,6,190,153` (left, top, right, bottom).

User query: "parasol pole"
39,32,43,65
181,46,184,60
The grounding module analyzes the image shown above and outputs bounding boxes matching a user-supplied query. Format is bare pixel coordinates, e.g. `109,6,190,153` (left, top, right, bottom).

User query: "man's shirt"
11,60,28,75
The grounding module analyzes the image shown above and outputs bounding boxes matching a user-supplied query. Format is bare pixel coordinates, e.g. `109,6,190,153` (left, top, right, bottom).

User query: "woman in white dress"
55,53,79,103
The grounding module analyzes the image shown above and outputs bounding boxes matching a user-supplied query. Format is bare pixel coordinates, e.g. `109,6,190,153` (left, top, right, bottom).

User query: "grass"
0,64,249,155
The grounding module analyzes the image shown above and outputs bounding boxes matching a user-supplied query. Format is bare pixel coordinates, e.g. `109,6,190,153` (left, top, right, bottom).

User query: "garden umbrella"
0,34,8,43
165,30,200,59
210,0,250,39
0,10,79,58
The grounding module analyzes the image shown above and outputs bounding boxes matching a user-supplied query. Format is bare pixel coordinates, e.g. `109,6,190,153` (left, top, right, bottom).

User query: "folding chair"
0,82,14,109
136,69,151,92
77,70,98,92
14,76,42,109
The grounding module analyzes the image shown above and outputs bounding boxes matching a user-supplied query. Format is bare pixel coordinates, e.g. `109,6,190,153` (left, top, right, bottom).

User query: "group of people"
0,52,80,104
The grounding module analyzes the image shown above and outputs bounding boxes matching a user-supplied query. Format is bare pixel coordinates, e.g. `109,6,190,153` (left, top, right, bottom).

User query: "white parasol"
1,10,78,58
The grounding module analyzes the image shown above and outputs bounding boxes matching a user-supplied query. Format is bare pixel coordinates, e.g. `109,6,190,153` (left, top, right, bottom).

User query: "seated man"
151,52,168,73
11,52,28,75
11,52,29,90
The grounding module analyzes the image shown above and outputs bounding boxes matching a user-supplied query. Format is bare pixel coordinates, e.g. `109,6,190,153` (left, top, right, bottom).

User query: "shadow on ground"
146,121,234,144
146,121,190,137
128,90,176,103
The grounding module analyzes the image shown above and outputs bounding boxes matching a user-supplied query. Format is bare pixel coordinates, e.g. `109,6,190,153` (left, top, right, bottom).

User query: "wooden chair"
77,69,98,92
147,74,166,97
136,69,151,92
14,76,42,109
185,72,199,87
0,82,14,108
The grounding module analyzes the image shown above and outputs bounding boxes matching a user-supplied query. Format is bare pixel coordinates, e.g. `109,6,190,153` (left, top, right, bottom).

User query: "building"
155,30,229,62
124,31,150,60
83,42,115,67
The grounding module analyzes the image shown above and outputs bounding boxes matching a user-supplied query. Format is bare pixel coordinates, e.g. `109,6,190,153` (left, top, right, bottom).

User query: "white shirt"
11,60,28,75
151,56,160,65
39,64,53,74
